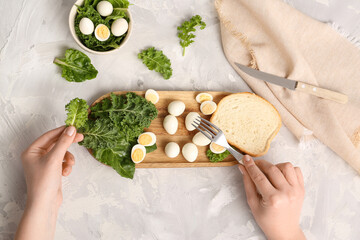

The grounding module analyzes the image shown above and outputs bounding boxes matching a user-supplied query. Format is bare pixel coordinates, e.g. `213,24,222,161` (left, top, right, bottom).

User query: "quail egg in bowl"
69,0,133,54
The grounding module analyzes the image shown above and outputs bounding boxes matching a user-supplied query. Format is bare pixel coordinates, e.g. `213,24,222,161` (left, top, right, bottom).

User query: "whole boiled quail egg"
79,18,94,35
210,142,226,154
192,132,211,146
195,93,213,103
97,1,113,17
185,112,200,131
165,142,180,158
145,89,159,104
168,101,185,116
131,144,146,163
95,24,110,41
111,18,128,37
200,101,217,115
163,115,178,135
137,132,156,146
182,143,198,162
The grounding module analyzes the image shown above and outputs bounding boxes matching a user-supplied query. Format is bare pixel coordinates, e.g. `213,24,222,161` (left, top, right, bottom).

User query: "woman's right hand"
238,155,305,240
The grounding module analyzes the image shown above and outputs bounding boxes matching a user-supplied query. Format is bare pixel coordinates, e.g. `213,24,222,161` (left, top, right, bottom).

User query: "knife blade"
234,62,348,104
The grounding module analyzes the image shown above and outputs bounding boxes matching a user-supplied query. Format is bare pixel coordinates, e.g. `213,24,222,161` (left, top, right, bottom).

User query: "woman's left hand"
15,126,83,240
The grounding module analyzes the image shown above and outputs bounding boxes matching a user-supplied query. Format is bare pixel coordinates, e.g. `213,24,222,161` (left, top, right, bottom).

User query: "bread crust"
210,92,281,157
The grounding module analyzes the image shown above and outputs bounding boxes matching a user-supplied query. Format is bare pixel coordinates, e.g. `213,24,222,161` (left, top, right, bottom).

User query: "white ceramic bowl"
69,0,133,55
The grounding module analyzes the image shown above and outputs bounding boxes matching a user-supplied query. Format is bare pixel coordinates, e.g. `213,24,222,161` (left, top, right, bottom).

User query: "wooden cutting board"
91,91,238,168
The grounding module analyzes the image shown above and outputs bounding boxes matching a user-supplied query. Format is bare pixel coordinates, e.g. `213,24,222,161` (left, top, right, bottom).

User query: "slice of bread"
210,92,281,157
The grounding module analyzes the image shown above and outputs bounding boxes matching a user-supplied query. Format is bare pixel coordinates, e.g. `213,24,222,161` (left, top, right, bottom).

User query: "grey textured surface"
1,0,360,239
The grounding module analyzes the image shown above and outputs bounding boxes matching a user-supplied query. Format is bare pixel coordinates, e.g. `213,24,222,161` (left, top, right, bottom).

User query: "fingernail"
238,165,243,175
244,155,251,162
65,126,75,136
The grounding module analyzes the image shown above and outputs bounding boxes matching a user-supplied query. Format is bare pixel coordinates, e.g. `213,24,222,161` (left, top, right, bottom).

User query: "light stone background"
1,0,360,239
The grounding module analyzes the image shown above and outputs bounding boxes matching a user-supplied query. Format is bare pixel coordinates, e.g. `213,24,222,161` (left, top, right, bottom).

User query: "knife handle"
295,82,348,104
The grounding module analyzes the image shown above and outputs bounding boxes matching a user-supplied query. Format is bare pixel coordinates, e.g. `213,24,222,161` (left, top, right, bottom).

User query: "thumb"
49,126,77,158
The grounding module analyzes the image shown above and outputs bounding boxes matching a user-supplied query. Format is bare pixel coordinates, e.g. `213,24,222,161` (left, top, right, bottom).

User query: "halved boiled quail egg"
145,89,159,104
131,144,146,163
97,1,113,17
165,142,180,158
185,112,200,131
163,115,178,135
168,101,185,116
196,93,213,103
192,132,211,146
95,24,110,41
200,101,217,115
111,18,128,37
137,132,156,146
182,143,198,162
210,142,226,154
79,18,94,35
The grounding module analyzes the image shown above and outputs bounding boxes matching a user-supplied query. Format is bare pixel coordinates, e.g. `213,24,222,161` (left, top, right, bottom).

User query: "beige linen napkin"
215,0,360,173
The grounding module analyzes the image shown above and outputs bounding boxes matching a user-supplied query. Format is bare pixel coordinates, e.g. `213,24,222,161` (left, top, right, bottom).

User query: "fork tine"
198,116,222,132
198,124,216,138
192,124,213,140
198,120,218,135
193,119,216,134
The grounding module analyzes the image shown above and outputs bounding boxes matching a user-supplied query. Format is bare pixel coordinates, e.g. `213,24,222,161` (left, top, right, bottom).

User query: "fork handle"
227,146,243,164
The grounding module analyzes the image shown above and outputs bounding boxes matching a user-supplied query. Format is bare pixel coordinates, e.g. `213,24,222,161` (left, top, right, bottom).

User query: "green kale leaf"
65,98,89,128
206,149,231,163
77,92,158,179
93,146,135,179
90,92,158,140
138,47,172,80
79,118,127,150
145,143,157,153
54,49,98,82
177,15,206,56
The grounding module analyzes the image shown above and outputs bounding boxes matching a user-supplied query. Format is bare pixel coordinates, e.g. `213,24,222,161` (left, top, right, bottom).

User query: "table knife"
234,62,348,104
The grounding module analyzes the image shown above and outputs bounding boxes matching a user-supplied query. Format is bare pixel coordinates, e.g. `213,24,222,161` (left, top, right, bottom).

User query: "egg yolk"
199,95,211,103
132,149,144,163
96,25,110,40
146,94,158,104
212,143,225,152
138,134,152,146
202,103,215,114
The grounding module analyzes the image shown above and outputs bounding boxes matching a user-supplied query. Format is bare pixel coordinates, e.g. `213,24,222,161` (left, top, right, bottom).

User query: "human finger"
46,133,83,153
28,126,66,150
62,163,73,176
74,133,84,143
64,151,75,166
276,162,298,186
48,126,77,160
294,167,304,187
239,164,260,209
62,152,75,176
243,155,275,196
256,160,288,189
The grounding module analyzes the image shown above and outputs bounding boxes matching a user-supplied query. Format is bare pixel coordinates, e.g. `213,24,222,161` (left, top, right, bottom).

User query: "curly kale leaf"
65,98,89,128
90,92,158,140
54,49,98,82
79,118,127,150
138,47,172,80
206,149,231,163
77,92,158,179
177,15,206,56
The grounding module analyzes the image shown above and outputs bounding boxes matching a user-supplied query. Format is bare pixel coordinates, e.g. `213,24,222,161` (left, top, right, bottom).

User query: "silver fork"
192,116,243,163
